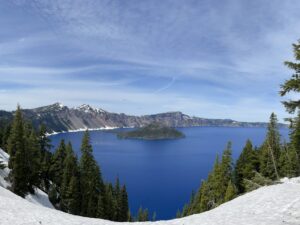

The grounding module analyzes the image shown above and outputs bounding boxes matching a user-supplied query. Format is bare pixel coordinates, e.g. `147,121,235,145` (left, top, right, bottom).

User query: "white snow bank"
25,188,54,209
0,173,300,225
0,148,54,209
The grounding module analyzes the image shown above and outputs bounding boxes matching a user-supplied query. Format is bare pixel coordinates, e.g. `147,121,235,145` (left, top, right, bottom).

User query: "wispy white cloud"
1,0,299,122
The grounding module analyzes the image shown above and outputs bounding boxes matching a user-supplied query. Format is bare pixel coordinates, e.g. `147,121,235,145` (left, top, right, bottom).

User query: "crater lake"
49,127,289,220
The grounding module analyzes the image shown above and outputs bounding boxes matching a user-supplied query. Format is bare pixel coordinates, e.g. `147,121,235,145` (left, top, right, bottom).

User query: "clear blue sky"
1,0,300,122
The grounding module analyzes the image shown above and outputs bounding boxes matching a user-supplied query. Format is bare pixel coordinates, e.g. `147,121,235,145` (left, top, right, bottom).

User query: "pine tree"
1,124,11,150
224,180,236,202
217,142,234,204
280,40,300,114
60,142,80,213
38,124,53,191
234,140,259,193
137,207,149,221
49,140,67,188
243,171,273,192
120,185,129,222
176,209,181,218
79,131,103,218
278,143,300,178
289,112,300,161
103,183,115,220
152,211,157,221
24,125,41,193
259,113,281,180
7,105,24,171
113,177,121,220
7,105,40,197
66,175,81,215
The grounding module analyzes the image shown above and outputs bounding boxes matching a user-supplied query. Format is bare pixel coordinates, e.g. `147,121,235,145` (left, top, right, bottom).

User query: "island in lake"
117,123,185,140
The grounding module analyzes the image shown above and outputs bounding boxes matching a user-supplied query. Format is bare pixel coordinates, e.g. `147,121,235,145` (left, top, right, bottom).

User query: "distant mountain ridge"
0,103,287,133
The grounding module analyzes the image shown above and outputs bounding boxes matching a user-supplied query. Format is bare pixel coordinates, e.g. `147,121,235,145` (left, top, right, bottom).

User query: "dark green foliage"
278,143,300,178
103,183,116,220
0,124,11,150
46,130,129,221
289,112,300,161
3,107,129,221
38,123,53,191
234,140,259,193
182,142,236,216
117,123,185,140
48,183,60,207
49,140,67,188
224,180,237,202
24,125,41,193
7,105,41,197
259,113,281,180
136,207,149,221
280,40,300,114
60,142,81,214
243,172,274,192
120,185,129,221
79,131,103,217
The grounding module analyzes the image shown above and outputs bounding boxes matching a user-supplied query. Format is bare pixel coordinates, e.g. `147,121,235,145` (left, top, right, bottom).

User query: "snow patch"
0,168,300,224
75,104,106,114
46,126,119,136
0,148,54,209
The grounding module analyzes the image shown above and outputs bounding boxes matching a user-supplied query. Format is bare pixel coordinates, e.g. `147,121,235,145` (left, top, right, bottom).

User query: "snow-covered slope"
0,148,54,209
1,148,300,224
0,170,300,224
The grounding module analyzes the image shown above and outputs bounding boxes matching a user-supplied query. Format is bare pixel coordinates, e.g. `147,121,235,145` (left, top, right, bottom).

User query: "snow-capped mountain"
75,104,106,114
0,103,282,133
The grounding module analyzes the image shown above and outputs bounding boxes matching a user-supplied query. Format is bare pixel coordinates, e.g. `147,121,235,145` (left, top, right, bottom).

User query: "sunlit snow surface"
1,148,300,225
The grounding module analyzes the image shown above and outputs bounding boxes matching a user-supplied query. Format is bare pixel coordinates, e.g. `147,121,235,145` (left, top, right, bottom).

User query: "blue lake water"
49,127,289,220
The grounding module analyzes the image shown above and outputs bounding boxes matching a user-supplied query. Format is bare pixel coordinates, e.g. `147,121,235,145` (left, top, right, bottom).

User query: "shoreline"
46,126,120,136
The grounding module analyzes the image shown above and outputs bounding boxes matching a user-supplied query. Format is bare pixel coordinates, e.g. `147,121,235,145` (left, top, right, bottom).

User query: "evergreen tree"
1,124,11,150
289,112,300,161
61,142,80,213
7,105,41,196
79,131,104,218
259,113,281,180
119,185,129,222
38,124,53,191
24,125,41,193
278,143,300,178
113,177,121,220
243,171,273,192
280,39,300,168
183,142,235,216
234,140,259,193
280,40,300,114
176,209,181,218
7,105,24,171
49,140,67,188
66,175,81,215
137,207,149,221
224,180,236,202
103,183,116,220
152,211,157,221
48,183,60,207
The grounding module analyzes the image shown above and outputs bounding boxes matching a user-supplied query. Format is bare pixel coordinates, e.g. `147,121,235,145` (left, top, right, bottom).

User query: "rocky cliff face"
0,103,280,133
